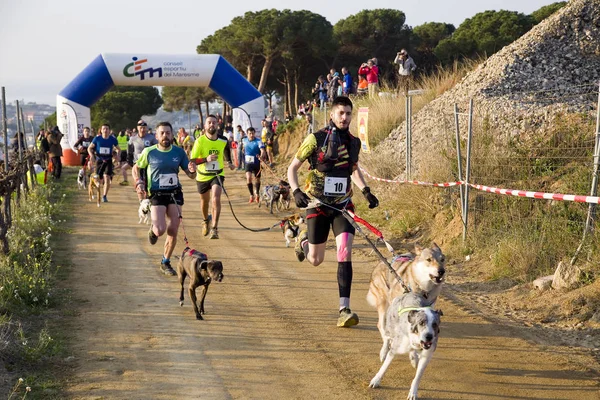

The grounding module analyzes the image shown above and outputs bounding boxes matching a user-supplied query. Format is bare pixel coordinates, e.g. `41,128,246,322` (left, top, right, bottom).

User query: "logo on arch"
123,57,163,81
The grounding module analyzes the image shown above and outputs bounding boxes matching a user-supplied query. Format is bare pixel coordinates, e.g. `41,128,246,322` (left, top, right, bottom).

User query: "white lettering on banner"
205,161,220,172
245,155,255,163
159,173,178,188
324,177,347,196
99,147,110,155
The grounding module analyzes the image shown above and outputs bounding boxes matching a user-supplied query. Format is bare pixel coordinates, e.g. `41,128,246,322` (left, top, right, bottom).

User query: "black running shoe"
148,227,158,245
160,260,176,276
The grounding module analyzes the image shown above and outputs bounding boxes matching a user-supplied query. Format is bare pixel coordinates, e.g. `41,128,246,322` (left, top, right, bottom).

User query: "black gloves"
362,187,379,209
293,188,311,208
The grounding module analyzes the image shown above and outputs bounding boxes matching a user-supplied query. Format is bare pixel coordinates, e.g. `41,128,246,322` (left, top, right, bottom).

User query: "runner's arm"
350,166,368,192
287,158,304,192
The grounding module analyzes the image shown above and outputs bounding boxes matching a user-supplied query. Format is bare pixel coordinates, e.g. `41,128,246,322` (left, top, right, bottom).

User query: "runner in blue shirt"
132,121,197,276
242,127,266,203
88,123,120,203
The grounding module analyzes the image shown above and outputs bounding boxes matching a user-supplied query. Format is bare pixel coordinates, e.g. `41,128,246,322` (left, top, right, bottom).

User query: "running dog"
369,292,443,400
367,243,445,340
138,199,151,224
281,214,304,247
177,247,224,320
273,180,291,211
88,173,101,207
77,168,86,190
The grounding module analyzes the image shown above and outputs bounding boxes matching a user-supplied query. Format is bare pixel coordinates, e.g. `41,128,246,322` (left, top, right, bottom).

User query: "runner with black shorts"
132,122,196,276
88,123,120,203
242,127,266,203
287,96,380,328
189,115,234,239
73,127,93,169
128,120,158,201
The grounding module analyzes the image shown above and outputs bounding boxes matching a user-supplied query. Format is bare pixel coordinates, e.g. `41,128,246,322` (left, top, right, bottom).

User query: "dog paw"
368,377,381,388
407,389,418,400
196,314,204,320
179,301,184,307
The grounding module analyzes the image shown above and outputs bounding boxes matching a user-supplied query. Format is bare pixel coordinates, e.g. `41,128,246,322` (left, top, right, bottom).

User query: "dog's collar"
398,306,431,316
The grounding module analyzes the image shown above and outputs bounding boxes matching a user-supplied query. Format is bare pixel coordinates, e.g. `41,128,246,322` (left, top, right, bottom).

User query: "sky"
0,0,559,106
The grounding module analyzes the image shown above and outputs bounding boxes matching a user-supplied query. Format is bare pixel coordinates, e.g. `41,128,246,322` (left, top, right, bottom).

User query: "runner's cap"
137,120,147,127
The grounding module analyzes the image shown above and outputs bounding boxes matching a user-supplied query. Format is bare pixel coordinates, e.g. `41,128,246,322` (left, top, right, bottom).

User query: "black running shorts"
149,189,184,207
96,159,114,178
196,176,225,194
245,163,261,178
306,203,355,244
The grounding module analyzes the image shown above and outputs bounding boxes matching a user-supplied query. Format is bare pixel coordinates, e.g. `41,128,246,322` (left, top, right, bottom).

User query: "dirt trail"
62,169,600,399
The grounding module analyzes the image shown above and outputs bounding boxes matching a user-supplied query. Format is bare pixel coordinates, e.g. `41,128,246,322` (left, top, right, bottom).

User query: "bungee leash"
313,200,410,293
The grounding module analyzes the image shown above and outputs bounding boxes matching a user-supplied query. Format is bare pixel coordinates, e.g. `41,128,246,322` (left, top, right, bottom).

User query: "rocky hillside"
370,0,600,179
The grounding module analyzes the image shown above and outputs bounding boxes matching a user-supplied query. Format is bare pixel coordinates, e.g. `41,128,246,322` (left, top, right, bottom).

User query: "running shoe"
102,195,108,203
209,228,219,239
160,260,176,276
249,196,254,203
337,308,359,327
254,195,260,203
294,229,307,262
202,220,209,236
148,227,158,245
119,181,129,186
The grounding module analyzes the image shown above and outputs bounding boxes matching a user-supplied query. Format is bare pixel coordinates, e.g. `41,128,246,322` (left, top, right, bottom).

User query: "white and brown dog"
88,173,101,207
77,168,86,190
367,243,445,341
369,292,443,400
280,214,304,247
138,199,151,224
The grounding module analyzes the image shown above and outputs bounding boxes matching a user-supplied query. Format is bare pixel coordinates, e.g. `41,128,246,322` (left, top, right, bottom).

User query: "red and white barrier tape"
468,183,600,204
359,166,462,187
360,166,600,204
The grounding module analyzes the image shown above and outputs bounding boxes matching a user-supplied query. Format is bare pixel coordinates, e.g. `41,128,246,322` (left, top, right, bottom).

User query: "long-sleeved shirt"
358,65,379,84
394,55,417,76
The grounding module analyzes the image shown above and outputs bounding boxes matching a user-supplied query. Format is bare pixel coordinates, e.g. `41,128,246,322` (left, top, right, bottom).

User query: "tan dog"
281,213,304,247
367,243,446,341
177,248,224,320
88,173,101,207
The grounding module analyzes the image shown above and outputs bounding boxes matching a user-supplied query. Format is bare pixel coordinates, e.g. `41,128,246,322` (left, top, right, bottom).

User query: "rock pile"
371,0,600,179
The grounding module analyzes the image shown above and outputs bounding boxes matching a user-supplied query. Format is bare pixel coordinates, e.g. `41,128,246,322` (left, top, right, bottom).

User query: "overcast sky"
0,0,558,105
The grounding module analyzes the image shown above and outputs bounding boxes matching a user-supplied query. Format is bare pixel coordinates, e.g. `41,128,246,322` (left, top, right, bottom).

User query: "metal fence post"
454,103,466,239
1,87,8,171
584,84,600,232
405,96,410,180
463,99,474,241
16,100,23,162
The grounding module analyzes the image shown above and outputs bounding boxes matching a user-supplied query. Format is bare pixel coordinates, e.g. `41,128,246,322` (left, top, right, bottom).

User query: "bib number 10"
324,177,347,196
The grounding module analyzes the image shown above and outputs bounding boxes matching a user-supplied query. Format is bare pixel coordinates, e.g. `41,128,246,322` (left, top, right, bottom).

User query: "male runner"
242,127,266,203
132,122,196,275
73,127,93,170
127,120,158,201
117,130,130,185
287,96,379,327
189,115,234,239
88,123,120,203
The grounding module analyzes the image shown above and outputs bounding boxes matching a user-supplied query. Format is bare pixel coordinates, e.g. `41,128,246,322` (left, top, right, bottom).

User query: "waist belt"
199,169,223,176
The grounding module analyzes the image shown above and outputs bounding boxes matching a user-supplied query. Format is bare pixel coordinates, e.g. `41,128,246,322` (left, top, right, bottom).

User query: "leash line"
314,201,410,293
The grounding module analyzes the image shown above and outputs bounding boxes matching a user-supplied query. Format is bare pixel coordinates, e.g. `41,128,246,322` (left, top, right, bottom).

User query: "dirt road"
62,170,600,399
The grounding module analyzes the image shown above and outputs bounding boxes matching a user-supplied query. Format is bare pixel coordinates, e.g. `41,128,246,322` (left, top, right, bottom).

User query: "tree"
91,86,162,130
162,86,216,125
531,2,567,24
334,9,412,81
413,22,455,71
434,10,535,64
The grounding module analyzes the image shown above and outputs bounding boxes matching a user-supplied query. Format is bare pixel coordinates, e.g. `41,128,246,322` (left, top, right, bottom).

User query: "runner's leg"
151,205,167,237
163,203,180,260
211,184,222,229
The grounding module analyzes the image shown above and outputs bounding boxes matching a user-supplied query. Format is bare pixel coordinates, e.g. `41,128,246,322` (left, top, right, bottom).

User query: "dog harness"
398,306,432,316
184,246,207,261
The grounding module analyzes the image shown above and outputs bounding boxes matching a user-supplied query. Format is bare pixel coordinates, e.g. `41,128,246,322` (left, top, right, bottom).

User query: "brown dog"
88,173,101,207
280,213,305,247
177,248,224,320
366,243,446,341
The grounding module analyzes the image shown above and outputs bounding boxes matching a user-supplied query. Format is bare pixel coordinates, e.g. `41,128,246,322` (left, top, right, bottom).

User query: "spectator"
342,67,353,96
357,74,368,97
284,112,292,123
10,132,26,160
358,59,379,98
394,49,417,96
47,126,63,179
305,113,313,136
193,124,202,140
328,69,341,101
261,119,276,167
317,76,328,110
234,125,245,170
39,130,50,167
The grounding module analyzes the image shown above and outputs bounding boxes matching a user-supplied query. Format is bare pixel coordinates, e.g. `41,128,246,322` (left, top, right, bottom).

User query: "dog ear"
436,309,443,317
414,243,423,255
432,242,441,252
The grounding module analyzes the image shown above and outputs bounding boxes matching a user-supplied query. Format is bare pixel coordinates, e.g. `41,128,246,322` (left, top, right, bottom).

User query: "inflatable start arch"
57,53,265,165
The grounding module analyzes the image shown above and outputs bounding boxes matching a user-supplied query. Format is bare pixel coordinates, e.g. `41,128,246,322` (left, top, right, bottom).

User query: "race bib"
82,142,90,147
324,177,347,196
245,155,255,163
99,147,110,155
205,161,220,172
159,173,178,188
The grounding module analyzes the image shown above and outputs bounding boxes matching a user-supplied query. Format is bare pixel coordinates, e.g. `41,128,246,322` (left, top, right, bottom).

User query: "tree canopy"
531,2,567,24
91,86,162,130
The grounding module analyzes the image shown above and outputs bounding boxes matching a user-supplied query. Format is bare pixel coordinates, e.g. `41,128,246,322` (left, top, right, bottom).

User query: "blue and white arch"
57,53,264,154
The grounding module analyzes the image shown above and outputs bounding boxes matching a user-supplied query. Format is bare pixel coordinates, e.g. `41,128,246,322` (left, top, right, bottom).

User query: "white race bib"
82,142,90,147
99,147,110,155
245,155,255,163
205,161,220,172
324,177,347,196
159,173,178,188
